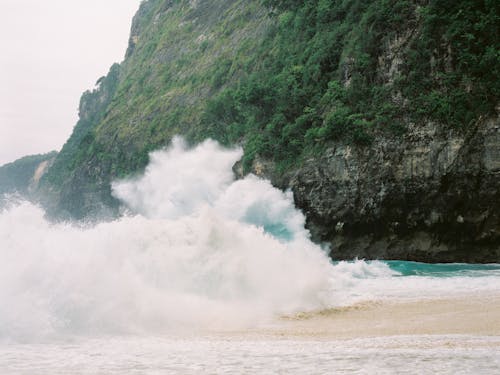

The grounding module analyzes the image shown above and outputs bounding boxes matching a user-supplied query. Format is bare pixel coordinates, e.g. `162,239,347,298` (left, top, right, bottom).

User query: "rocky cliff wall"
289,113,500,262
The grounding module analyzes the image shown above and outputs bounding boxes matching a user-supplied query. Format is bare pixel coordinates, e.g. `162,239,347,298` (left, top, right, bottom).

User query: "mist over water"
0,139,336,341
1,138,499,343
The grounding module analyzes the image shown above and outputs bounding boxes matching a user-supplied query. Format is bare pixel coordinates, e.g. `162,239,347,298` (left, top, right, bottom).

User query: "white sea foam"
0,139,334,340
2,336,499,375
0,138,499,342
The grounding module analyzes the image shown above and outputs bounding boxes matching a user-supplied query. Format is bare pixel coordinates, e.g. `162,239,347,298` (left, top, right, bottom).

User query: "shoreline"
223,294,500,341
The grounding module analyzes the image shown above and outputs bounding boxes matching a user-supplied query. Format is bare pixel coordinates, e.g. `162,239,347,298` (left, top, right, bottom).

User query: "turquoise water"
385,261,500,277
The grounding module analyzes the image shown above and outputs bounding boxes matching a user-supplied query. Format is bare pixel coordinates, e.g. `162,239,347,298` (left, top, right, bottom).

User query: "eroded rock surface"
290,115,500,262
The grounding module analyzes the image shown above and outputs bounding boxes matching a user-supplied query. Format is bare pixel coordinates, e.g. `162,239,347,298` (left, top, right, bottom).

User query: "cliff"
290,114,500,263
0,152,57,208
9,0,498,261
38,0,273,219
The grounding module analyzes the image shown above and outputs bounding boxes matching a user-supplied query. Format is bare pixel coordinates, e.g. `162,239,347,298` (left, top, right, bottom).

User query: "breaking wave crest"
1,138,498,342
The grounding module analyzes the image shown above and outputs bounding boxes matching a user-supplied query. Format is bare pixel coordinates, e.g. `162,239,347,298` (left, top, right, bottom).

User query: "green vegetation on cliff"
208,0,499,169
39,0,499,218
0,152,57,196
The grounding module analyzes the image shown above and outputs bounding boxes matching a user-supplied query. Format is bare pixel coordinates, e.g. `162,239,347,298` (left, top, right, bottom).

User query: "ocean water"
1,138,499,373
1,335,500,375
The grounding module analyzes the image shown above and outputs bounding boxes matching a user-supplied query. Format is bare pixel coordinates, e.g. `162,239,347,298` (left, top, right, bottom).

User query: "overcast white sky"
0,0,142,165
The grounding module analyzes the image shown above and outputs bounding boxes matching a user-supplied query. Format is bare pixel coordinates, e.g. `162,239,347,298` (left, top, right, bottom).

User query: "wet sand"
2,296,499,374
231,294,500,341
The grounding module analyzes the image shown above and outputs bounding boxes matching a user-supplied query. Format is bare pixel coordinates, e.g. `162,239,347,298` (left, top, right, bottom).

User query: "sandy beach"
1,295,499,374
234,294,500,342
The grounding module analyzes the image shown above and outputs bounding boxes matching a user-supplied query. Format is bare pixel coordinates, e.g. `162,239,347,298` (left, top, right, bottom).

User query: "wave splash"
3,138,500,342
1,138,387,341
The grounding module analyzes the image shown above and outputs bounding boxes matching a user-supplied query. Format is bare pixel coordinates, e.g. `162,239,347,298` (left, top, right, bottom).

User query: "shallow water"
1,335,499,374
386,261,500,277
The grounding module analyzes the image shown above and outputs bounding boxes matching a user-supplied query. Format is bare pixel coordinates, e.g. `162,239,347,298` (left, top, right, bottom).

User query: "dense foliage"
41,63,121,191
402,0,499,127
203,0,499,170
38,0,499,217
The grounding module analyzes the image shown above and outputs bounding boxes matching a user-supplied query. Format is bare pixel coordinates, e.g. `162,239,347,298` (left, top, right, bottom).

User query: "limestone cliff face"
289,114,500,262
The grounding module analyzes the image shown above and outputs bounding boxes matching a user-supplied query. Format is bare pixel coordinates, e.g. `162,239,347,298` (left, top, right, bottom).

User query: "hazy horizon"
0,0,142,166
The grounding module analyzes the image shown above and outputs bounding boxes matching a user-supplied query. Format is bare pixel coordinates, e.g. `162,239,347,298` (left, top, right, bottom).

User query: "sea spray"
0,138,339,341
112,138,310,242
0,204,334,340
1,138,499,343
112,138,243,219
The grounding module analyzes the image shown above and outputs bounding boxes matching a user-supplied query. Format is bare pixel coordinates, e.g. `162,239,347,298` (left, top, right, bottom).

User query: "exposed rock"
29,159,53,192
289,114,500,263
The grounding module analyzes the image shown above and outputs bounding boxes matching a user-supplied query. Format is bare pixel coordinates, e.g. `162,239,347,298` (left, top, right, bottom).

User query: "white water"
2,336,500,375
0,138,338,341
1,138,499,372
1,138,500,341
